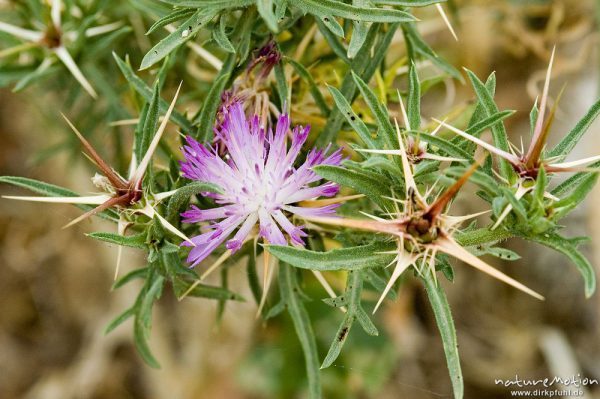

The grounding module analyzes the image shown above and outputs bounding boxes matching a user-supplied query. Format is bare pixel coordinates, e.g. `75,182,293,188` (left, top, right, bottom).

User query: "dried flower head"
180,102,343,267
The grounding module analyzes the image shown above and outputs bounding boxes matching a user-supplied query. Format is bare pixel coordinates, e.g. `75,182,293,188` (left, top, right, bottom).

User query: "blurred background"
1,0,600,398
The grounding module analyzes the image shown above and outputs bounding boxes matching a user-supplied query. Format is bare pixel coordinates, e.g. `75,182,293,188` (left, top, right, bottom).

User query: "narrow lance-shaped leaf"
133,274,164,368
552,171,598,220
194,62,234,141
139,82,161,161
146,8,196,35
321,270,378,368
105,307,135,335
549,98,600,159
373,0,445,5
352,71,397,149
140,9,218,70
87,232,147,249
274,61,288,109
313,164,393,210
113,267,148,290
158,0,253,6
267,241,396,271
257,0,279,32
296,0,416,23
279,264,322,399
407,61,421,130
528,234,596,298
401,22,462,81
327,85,377,148
551,160,600,196
347,0,371,58
465,69,516,181
421,272,464,399
212,15,235,53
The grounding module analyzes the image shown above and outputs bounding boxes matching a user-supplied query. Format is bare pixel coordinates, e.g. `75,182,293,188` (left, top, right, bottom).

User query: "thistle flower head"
180,102,343,267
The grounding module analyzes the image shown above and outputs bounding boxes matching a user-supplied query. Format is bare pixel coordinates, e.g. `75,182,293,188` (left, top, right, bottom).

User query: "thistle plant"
1,1,599,398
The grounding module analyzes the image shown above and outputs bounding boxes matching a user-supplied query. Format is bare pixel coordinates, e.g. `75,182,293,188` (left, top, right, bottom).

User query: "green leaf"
374,0,444,4
321,270,378,368
421,273,463,399
166,181,223,222
315,18,351,64
549,98,600,159
321,312,353,368
407,62,421,130
528,233,596,298
327,85,377,148
401,22,462,81
158,0,253,6
147,8,196,35
279,264,321,399
347,0,370,57
529,99,539,137
257,0,279,31
113,267,149,289
444,167,500,197
212,15,235,53
552,171,598,220
296,0,416,22
105,307,135,334
551,161,600,197
351,71,396,149
141,9,218,70
246,246,263,305
499,187,527,225
139,82,161,160
274,60,288,108
113,53,195,134
465,110,515,137
471,246,521,261
267,241,395,271
320,15,345,37
194,60,233,141
134,275,164,368
87,232,147,249
313,165,392,210
0,176,80,197
532,166,547,205
265,299,286,319
465,70,515,181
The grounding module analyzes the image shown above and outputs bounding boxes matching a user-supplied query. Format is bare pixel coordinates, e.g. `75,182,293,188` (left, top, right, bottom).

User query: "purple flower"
180,102,343,267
